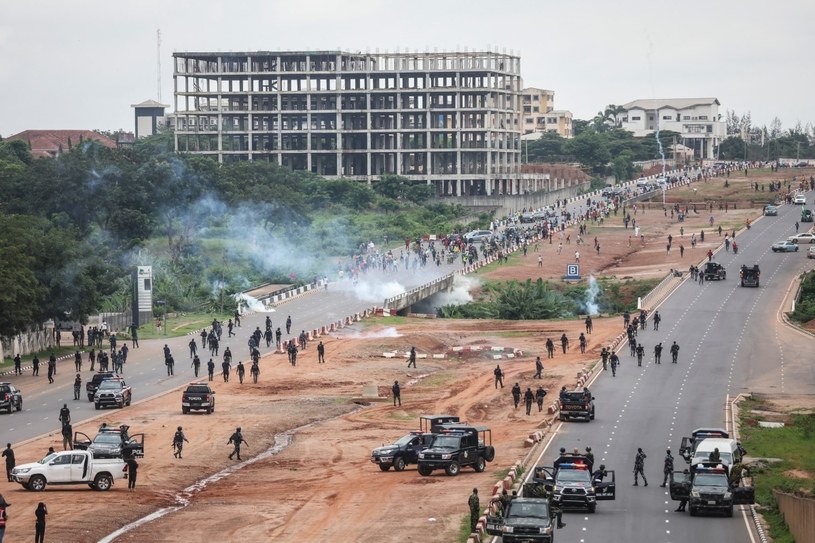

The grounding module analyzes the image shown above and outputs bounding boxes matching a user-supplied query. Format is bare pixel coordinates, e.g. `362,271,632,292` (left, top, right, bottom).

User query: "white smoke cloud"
344,327,403,339
584,275,600,316
235,292,275,313
334,279,407,303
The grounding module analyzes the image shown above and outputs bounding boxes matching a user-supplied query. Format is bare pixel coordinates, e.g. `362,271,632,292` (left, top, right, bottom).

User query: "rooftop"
5,130,117,158
622,98,720,111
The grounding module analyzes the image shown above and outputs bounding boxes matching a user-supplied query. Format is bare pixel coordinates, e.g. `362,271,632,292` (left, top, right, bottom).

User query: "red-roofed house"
5,130,117,158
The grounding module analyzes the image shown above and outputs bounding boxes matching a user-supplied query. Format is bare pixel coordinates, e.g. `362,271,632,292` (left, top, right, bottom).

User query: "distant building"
5,130,117,158
618,98,726,159
131,99,169,138
520,87,573,138
172,49,538,196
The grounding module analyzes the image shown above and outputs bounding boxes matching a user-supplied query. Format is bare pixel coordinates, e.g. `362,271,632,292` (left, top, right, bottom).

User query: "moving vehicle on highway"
787,232,815,244
802,208,813,222
0,382,23,413
11,449,128,491
558,388,595,421
485,497,555,542
771,240,799,252
524,454,615,513
463,230,493,243
793,194,807,205
417,423,494,476
94,378,132,409
763,205,778,216
371,432,432,472
86,371,116,401
702,262,727,281
182,382,216,414
739,265,760,287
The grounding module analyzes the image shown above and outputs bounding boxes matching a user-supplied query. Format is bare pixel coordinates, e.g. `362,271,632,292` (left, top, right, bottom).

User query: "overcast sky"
1,0,812,137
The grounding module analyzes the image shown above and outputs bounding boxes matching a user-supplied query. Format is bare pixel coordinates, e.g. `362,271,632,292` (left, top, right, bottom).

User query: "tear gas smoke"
584,275,600,316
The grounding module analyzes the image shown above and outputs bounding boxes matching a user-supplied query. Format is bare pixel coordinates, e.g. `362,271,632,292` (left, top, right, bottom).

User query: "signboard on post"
131,266,153,327
565,263,581,281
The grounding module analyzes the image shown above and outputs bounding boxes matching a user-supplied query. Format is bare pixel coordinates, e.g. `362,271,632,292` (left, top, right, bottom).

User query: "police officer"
585,446,594,466
636,344,645,366
535,386,547,412
585,315,593,333
534,356,543,379
661,448,674,487
600,347,609,370
285,315,292,335
235,361,245,384
560,333,569,354
468,488,480,533
629,336,637,357
675,469,691,511
579,333,587,354
250,361,260,383
173,426,189,459
592,463,607,482
222,358,231,382
228,427,248,461
317,341,325,364
708,447,721,463
166,354,175,376
623,311,630,328
3,443,15,482
633,447,648,486
407,346,417,368
654,343,663,364
524,387,534,415
73,374,82,400
494,365,504,388
670,341,680,363
653,311,661,331
13,354,22,375
207,358,215,381
192,354,201,377
189,338,197,358
546,338,555,358
58,404,71,427
511,383,522,409
126,456,139,490
392,380,401,406
610,352,620,377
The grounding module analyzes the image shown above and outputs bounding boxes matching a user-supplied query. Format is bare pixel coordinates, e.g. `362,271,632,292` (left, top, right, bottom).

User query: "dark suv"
182,382,216,414
86,372,116,401
0,383,23,413
703,262,727,281
94,378,132,409
417,424,494,476
74,425,145,459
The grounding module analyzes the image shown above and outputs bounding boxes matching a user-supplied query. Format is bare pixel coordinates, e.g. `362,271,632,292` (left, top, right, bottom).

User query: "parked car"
11,450,127,491
808,247,815,259
787,232,815,244
0,383,23,413
771,240,799,252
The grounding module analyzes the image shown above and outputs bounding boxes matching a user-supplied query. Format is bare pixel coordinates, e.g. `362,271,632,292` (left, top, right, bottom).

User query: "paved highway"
531,194,814,543
0,252,470,448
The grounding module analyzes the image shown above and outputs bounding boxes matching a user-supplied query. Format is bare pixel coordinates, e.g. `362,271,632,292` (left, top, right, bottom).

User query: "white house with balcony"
618,98,726,159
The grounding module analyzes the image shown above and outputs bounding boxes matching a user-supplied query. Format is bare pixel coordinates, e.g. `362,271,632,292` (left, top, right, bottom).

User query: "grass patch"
359,316,411,328
131,311,234,340
0,345,82,369
417,371,456,388
457,513,474,542
739,396,815,543
491,330,535,338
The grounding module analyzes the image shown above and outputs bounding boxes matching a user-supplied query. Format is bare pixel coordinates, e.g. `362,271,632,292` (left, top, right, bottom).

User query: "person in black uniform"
126,457,138,490
317,341,325,363
633,448,648,486
34,502,48,543
654,343,663,364
636,344,645,366
661,449,674,487
228,427,248,460
579,333,587,354
675,469,691,511
173,426,189,459
2,443,15,482
610,353,620,377
192,355,201,377
560,333,569,354
524,387,534,415
285,315,292,334
494,365,504,388
670,341,680,363
629,337,637,357
653,311,661,331
511,383,522,409
207,359,215,381
236,361,245,384
545,338,555,358
73,374,82,400
535,386,547,412
14,353,22,375
600,347,609,370
392,380,401,406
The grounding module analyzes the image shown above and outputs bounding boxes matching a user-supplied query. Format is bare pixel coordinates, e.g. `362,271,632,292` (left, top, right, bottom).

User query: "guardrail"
773,490,815,543
383,272,455,310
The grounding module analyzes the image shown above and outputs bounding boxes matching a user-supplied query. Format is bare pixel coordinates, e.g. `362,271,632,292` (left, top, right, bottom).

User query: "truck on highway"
739,265,760,287
11,450,128,491
558,388,595,421
670,463,755,517
523,454,615,513
703,262,727,281
485,497,555,542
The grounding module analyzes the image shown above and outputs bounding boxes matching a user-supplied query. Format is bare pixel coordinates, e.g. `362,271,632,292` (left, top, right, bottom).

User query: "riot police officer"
511,383,521,409
173,426,189,459
661,448,674,487
670,341,680,363
654,343,663,364
228,427,248,461
636,344,645,366
524,387,534,415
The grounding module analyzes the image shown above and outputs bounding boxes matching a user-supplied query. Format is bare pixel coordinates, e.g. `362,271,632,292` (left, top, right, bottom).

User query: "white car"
793,194,807,205
787,232,815,244
11,450,127,491
809,247,815,259
464,230,493,243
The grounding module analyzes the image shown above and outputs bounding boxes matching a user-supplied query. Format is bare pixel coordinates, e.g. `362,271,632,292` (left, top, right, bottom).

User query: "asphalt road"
528,194,814,543
0,251,471,450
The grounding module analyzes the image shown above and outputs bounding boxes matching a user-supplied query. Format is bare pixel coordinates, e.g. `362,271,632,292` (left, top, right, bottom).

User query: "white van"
691,438,743,467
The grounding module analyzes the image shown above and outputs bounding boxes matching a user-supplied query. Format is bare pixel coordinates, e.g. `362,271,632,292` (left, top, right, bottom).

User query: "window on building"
662,115,672,120
631,116,641,121
683,116,691,120
649,116,654,121
699,115,708,120
533,95,539,101
532,106,539,112
548,117,557,124
622,117,628,122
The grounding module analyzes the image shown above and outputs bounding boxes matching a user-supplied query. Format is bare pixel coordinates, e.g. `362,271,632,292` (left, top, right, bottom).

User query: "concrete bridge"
383,272,455,313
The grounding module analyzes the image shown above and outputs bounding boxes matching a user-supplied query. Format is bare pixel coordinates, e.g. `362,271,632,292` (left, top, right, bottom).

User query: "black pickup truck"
524,454,616,513
86,372,116,402
486,498,555,542
670,463,754,517
739,265,760,287
181,382,216,414
703,262,727,281
417,424,494,476
558,389,595,421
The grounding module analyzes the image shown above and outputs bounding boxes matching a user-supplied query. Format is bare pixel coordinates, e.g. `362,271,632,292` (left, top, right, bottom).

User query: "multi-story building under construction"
173,49,531,196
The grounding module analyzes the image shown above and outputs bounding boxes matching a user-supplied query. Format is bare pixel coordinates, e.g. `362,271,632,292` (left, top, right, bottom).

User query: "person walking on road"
73,374,82,400
207,359,215,381
228,427,248,461
222,359,231,382
46,357,55,384
58,404,71,426
285,316,292,335
535,386,547,412
32,355,40,376
560,333,569,354
670,341,680,363
250,361,260,383
579,333,587,354
653,311,661,331
172,426,189,459
533,356,543,379
392,380,401,406
192,355,201,377
13,354,22,375
654,343,663,364
494,365,504,388
2,443,15,482
636,344,645,367
661,449,674,487
407,346,417,368
633,448,648,486
610,352,619,377
236,361,245,384
468,488,480,533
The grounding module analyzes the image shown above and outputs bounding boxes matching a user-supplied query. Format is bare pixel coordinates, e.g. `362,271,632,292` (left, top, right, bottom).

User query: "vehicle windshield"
694,474,729,487
38,453,57,464
98,381,122,390
430,436,461,449
556,469,591,483
506,502,550,520
693,452,733,465
186,386,210,394
93,434,122,445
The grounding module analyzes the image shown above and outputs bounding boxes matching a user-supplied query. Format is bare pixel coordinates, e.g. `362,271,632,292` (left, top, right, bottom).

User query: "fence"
773,490,815,543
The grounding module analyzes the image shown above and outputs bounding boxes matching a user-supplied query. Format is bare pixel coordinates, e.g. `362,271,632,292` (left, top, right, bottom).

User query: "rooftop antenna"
156,28,162,102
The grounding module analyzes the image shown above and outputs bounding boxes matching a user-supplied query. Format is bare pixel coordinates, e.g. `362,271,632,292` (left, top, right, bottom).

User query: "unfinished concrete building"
173,49,529,196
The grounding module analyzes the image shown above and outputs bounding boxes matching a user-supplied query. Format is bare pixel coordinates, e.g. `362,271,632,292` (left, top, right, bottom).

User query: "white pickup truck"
11,450,128,491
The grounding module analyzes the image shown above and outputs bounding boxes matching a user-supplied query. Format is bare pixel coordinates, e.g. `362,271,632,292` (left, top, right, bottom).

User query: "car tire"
127,396,132,406
206,407,212,414
393,457,406,472
29,475,46,491
726,506,733,518
16,400,22,412
689,506,697,517
182,407,189,414
21,483,30,490
474,456,486,473
484,446,496,462
95,403,100,410
588,503,597,514
378,463,391,472
445,461,461,476
418,464,433,476
94,474,113,491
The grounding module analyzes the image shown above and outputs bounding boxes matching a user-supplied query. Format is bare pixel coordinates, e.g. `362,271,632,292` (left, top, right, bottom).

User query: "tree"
525,132,566,163
612,153,635,182
571,119,591,137
565,132,611,172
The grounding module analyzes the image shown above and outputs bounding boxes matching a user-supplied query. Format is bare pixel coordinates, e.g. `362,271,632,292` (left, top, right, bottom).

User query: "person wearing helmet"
585,446,594,466
173,426,189,459
592,463,607,482
661,448,674,487
228,427,248,460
